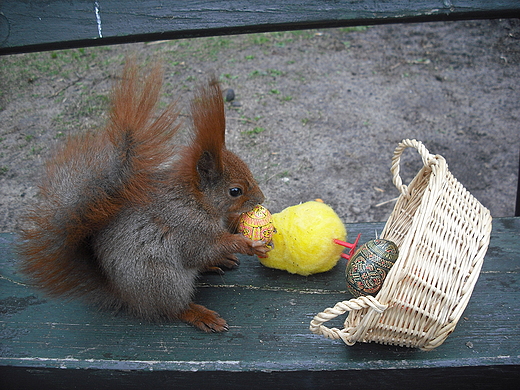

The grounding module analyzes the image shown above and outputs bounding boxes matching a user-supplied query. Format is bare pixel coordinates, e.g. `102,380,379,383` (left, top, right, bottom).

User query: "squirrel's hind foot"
178,302,229,332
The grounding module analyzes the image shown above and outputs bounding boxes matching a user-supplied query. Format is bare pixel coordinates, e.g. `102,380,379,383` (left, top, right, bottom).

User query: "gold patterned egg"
345,239,399,297
238,204,275,245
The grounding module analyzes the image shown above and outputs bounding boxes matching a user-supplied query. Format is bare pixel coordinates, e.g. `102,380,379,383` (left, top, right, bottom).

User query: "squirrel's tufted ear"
191,78,226,174
196,150,221,188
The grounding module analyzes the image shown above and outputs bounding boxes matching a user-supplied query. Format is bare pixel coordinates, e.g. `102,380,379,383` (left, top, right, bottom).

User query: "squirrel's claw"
251,240,270,258
204,255,240,274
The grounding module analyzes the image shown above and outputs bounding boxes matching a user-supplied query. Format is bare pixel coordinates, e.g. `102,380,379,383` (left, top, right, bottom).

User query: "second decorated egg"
345,239,399,297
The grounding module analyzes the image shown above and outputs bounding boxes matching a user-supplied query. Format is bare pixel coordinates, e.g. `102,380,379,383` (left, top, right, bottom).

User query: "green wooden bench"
1,1,520,389
1,219,519,389
1,1,520,55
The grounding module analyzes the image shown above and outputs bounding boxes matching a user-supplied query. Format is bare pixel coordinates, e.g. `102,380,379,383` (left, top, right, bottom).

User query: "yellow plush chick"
260,200,347,276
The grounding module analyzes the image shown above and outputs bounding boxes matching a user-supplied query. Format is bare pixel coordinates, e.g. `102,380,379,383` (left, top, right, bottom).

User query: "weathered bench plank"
1,218,519,389
1,1,520,55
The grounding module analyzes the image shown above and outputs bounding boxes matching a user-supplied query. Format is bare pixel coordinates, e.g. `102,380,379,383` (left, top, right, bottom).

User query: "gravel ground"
1,18,519,233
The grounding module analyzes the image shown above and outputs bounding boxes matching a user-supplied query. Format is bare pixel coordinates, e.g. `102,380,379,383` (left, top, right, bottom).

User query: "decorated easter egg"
238,204,275,245
345,239,399,297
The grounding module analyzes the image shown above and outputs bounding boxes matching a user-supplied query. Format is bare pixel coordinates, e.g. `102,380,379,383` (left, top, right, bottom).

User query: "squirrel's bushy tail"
18,60,181,299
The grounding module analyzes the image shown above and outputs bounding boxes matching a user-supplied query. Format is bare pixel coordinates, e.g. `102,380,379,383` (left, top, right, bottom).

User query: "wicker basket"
310,139,492,350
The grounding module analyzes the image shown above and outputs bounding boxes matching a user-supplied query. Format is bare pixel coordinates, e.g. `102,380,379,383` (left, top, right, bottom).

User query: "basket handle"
391,139,436,196
309,296,387,344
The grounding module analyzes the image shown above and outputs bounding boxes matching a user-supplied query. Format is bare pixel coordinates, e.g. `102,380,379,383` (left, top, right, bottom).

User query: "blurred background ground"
0,18,519,233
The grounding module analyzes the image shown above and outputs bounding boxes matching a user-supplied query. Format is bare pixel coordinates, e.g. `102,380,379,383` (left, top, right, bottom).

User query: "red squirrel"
18,60,269,332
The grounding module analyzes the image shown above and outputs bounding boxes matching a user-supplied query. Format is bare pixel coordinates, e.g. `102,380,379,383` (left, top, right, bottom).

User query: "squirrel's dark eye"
229,187,243,197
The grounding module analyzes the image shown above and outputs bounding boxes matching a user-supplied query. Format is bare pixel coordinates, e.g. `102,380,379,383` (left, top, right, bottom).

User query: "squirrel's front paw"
205,255,240,274
251,240,270,258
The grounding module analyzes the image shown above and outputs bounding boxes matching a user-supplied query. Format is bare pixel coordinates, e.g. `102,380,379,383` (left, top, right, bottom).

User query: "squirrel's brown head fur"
177,78,264,229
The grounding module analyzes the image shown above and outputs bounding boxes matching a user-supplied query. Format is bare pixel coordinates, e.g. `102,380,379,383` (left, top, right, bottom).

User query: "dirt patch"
1,19,519,233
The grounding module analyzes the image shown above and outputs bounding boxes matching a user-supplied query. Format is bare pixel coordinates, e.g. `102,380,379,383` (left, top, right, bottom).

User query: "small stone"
224,88,235,102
